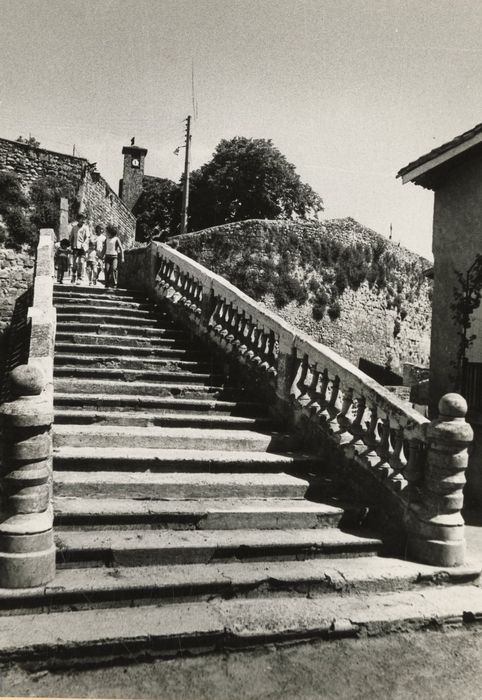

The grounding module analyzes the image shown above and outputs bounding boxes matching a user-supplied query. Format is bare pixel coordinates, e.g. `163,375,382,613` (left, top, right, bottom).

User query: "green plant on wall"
0,173,75,248
451,255,482,389
176,220,427,323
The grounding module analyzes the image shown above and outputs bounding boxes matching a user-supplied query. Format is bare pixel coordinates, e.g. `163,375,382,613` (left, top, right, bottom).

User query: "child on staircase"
86,239,99,286
55,239,70,284
103,224,124,288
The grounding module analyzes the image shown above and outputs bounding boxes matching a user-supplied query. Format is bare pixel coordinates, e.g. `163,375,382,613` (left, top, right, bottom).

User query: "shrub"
0,172,75,248
274,275,308,307
328,301,341,321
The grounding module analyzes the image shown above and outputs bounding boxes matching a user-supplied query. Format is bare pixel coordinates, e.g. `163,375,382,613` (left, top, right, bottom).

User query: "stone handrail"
0,229,56,588
121,241,473,567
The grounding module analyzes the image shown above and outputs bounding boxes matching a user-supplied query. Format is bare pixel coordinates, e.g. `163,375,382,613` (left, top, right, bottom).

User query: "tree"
187,137,323,232
16,135,41,148
0,173,74,248
0,172,34,246
29,175,76,231
132,177,179,242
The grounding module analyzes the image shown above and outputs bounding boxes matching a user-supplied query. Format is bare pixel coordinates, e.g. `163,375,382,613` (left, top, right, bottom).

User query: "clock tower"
119,139,148,210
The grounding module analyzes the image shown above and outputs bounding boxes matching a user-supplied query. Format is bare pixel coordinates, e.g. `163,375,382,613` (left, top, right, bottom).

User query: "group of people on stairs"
55,213,124,287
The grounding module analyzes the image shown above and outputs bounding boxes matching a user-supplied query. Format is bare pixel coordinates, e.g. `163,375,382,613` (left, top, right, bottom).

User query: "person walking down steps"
55,239,70,284
103,224,124,287
69,212,91,284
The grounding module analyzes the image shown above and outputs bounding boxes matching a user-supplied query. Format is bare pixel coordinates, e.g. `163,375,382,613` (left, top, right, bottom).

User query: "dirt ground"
1,625,482,700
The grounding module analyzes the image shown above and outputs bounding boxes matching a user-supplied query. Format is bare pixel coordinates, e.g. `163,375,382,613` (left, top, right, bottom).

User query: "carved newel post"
0,364,55,587
407,393,473,567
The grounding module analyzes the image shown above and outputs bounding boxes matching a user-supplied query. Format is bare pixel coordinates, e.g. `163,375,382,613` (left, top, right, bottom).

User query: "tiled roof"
397,121,482,181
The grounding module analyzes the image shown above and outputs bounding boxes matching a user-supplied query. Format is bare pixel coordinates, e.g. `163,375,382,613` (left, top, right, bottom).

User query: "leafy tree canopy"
187,137,323,232
0,172,75,248
132,177,178,242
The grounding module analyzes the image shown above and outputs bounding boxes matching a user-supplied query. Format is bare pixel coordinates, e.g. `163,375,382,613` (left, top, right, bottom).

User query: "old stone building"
398,120,482,502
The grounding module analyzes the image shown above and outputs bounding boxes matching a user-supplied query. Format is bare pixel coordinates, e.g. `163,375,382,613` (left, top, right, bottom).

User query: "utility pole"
180,115,192,235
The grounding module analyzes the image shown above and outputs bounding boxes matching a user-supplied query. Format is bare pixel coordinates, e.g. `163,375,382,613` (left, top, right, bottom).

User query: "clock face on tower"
132,157,140,169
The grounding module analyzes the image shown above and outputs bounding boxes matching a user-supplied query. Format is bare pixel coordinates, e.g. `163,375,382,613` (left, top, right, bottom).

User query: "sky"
1,0,482,260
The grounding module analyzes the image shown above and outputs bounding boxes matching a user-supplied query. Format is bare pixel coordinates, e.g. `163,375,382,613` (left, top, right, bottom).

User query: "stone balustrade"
122,241,473,568
0,229,56,588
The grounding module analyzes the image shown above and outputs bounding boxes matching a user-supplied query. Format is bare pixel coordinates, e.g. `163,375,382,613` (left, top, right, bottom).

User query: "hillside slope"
173,218,431,372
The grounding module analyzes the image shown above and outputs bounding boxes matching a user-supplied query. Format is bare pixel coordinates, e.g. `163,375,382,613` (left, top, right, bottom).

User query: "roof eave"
398,130,482,190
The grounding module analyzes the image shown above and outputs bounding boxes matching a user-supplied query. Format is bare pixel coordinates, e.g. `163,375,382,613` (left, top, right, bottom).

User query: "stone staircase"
0,283,481,665
51,284,383,585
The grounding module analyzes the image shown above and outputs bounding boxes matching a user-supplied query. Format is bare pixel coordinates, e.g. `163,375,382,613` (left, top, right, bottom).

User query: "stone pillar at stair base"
0,365,55,588
406,393,472,567
59,197,69,241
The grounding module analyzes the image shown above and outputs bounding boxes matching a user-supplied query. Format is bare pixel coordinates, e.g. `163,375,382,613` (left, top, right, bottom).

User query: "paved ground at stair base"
2,627,482,699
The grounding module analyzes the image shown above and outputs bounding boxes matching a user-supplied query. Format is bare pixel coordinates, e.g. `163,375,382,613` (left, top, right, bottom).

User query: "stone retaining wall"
173,219,432,373
0,245,35,372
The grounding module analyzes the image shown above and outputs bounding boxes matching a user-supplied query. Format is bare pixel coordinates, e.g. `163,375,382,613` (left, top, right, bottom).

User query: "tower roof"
122,145,148,157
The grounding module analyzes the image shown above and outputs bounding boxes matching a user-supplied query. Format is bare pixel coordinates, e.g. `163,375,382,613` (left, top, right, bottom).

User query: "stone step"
53,284,142,299
53,295,150,310
55,303,154,318
55,322,188,338
54,342,208,359
54,496,348,530
54,528,382,569
53,447,319,473
54,353,220,373
2,586,482,663
53,378,245,399
53,394,264,416
54,366,224,385
1,558,478,616
54,409,274,430
53,470,310,499
53,425,295,452
55,332,187,347
55,311,172,327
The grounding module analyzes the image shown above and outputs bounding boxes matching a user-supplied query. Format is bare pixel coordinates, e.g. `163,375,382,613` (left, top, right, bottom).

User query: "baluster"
289,354,305,400
405,438,425,489
245,323,259,362
376,417,393,478
345,395,367,462
388,427,408,490
208,298,224,341
335,387,354,445
268,335,279,377
293,355,309,404
363,404,380,468
238,317,252,360
317,370,331,421
231,312,245,354
306,366,321,414
239,319,256,364
252,329,266,366
195,282,203,315
219,304,232,349
225,307,239,353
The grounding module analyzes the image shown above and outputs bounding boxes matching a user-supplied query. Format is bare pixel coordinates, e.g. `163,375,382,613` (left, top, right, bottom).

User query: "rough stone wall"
0,136,135,246
79,169,135,247
0,244,34,371
173,219,432,373
260,281,431,371
0,245,34,336
0,137,84,191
